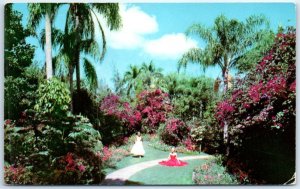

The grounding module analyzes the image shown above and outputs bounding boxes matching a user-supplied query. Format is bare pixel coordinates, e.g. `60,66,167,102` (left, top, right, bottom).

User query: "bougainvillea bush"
136,89,173,133
159,118,191,147
99,94,142,144
100,94,141,131
216,27,295,183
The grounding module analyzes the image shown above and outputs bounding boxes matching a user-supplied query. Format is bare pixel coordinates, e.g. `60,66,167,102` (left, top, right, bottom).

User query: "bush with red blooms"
183,137,196,151
215,27,295,183
159,118,190,146
61,153,86,173
216,27,296,147
136,89,173,133
4,165,31,184
100,94,142,133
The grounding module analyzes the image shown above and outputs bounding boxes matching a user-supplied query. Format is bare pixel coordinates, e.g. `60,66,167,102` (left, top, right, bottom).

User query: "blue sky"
12,3,296,90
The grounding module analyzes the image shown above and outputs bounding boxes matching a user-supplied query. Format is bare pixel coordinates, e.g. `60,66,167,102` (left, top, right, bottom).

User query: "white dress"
130,136,145,156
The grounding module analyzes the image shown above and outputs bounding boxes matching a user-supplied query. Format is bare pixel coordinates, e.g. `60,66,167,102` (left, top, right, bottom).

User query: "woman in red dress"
159,147,188,167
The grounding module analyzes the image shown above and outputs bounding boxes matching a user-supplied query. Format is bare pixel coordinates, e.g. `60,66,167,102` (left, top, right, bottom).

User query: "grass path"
102,142,213,185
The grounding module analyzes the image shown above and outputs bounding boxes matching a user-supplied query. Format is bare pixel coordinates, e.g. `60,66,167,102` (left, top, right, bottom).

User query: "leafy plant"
34,78,71,119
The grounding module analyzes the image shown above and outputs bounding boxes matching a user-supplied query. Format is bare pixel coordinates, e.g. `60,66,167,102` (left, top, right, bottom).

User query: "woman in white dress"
130,132,145,158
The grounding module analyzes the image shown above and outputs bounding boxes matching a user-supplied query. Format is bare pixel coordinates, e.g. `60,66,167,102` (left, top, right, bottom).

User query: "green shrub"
34,78,71,120
4,67,42,120
4,114,105,184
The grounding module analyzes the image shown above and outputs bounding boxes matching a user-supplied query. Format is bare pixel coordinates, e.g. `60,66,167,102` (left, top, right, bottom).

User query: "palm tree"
28,3,62,79
178,14,270,92
140,61,163,89
178,15,270,152
123,65,141,97
46,28,100,95
65,3,122,91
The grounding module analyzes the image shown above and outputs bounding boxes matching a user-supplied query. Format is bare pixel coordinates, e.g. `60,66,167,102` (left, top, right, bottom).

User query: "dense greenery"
5,4,35,78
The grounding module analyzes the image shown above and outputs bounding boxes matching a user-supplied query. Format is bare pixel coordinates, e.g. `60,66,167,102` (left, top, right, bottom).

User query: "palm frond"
90,8,107,62
178,48,202,72
92,3,122,30
83,57,98,90
27,4,44,35
186,23,212,42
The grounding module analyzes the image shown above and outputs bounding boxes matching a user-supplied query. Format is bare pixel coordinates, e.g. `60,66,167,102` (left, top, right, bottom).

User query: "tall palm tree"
28,3,62,79
178,14,270,153
178,14,270,92
65,3,122,91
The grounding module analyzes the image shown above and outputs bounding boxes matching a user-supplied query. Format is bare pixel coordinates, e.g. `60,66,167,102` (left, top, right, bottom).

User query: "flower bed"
193,158,239,185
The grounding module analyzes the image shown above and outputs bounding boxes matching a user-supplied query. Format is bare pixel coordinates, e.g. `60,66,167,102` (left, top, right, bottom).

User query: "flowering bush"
159,118,190,146
137,89,173,133
100,94,141,133
4,165,33,184
216,27,296,145
215,27,296,183
193,159,239,185
100,145,131,169
183,137,196,151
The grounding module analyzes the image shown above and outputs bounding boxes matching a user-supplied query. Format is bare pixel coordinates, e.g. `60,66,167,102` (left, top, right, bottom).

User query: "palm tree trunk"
69,65,74,112
74,4,81,91
222,68,229,93
222,67,230,156
75,51,81,90
45,8,53,79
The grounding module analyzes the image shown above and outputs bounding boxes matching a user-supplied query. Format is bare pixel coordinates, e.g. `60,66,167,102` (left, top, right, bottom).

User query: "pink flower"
290,80,296,92
78,164,86,172
5,119,12,125
243,103,250,109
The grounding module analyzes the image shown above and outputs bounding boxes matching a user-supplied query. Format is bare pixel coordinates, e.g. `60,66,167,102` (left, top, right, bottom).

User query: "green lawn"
128,159,206,185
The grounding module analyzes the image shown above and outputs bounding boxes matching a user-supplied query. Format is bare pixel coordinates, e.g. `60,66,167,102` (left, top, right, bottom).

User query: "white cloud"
95,4,158,49
143,33,198,59
93,5,197,60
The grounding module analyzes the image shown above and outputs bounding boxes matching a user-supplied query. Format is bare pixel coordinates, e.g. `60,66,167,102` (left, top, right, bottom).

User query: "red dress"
159,154,188,167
